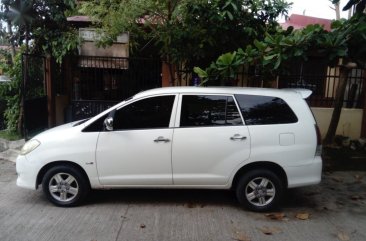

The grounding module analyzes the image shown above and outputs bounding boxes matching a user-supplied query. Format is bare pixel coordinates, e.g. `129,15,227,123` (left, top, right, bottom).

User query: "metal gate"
70,56,162,121
22,54,48,140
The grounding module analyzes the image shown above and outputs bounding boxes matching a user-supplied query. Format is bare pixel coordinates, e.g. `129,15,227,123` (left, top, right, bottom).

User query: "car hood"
31,121,82,142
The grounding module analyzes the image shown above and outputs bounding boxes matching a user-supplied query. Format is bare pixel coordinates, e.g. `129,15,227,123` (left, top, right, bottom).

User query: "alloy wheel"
48,173,79,202
245,177,276,207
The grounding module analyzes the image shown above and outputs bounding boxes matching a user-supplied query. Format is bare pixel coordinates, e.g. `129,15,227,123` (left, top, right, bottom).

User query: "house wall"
79,29,129,58
311,107,363,139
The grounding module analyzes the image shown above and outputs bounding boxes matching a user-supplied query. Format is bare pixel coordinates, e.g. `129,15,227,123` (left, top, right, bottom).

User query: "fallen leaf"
354,174,363,181
337,232,350,241
295,213,310,220
350,195,363,201
232,232,251,241
258,226,282,235
140,224,146,229
265,213,286,221
332,177,343,183
185,203,197,208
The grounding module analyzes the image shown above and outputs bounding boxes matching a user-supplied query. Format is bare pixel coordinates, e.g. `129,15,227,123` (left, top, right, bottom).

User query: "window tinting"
83,114,108,132
180,95,242,127
235,94,298,125
113,95,175,130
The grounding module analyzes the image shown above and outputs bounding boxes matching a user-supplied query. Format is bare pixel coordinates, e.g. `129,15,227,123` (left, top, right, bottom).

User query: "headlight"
20,139,41,155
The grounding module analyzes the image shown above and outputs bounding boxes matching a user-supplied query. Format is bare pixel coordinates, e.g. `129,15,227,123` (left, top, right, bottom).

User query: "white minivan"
16,87,322,211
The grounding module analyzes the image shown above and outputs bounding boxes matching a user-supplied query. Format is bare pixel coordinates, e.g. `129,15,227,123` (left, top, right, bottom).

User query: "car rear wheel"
236,169,284,212
42,165,89,207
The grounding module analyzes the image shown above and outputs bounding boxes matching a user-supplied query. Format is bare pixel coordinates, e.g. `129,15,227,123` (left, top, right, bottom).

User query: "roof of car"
134,86,311,99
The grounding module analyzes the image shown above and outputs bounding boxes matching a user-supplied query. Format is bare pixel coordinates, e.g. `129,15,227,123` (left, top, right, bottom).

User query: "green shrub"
0,53,22,133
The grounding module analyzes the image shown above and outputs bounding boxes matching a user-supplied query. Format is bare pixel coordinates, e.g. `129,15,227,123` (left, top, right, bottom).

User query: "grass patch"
0,130,22,141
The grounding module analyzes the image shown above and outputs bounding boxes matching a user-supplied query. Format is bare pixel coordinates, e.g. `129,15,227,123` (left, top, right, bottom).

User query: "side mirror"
104,117,114,131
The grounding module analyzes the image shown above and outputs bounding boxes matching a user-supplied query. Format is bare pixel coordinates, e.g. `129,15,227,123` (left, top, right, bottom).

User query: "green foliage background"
0,0,80,135
79,0,291,67
0,53,22,132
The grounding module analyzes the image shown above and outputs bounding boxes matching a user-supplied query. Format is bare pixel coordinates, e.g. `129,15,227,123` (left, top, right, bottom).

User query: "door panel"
172,126,250,185
172,94,250,185
96,129,173,185
95,95,176,185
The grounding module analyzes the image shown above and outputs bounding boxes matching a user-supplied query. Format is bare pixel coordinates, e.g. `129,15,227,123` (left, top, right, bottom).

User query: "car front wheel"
236,169,284,212
42,165,89,207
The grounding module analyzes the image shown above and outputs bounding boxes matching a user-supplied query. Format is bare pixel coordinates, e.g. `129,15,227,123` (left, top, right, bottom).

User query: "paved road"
1,160,366,241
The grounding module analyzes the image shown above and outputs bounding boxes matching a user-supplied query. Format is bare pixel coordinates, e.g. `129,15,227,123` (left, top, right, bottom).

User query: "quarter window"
113,95,175,130
235,94,298,125
180,95,242,127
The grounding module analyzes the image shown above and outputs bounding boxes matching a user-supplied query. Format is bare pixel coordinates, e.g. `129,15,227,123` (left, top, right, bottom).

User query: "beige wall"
311,107,363,139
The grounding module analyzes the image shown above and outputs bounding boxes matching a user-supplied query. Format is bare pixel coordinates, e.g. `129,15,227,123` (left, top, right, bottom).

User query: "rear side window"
180,95,242,127
235,94,298,125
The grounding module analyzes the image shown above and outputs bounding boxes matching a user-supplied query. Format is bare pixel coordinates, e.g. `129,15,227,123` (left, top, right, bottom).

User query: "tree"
195,13,366,144
0,0,79,135
323,0,366,144
79,0,291,84
0,0,79,63
343,0,366,13
330,0,341,19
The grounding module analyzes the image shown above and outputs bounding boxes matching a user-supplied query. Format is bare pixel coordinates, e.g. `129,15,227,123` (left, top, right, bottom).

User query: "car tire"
42,165,90,207
236,169,284,212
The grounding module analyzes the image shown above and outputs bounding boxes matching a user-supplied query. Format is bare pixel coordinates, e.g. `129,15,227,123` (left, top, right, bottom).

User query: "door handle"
230,134,247,141
154,136,170,143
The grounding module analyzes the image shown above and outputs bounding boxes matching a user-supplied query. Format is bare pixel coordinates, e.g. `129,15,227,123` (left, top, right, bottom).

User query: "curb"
0,138,25,163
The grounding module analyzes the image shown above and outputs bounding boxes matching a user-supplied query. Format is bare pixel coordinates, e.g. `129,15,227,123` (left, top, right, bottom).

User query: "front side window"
235,94,298,125
113,95,175,130
180,95,242,127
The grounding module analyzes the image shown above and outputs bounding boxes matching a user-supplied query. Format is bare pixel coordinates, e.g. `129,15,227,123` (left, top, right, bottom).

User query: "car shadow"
84,187,320,211
282,188,319,209
86,189,238,207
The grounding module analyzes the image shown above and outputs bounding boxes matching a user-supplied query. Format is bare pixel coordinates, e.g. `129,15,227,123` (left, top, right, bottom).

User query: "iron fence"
72,56,161,102
71,100,118,121
22,54,48,139
176,64,365,109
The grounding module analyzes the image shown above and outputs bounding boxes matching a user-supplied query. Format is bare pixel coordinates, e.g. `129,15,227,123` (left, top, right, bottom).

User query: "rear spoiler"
285,88,313,99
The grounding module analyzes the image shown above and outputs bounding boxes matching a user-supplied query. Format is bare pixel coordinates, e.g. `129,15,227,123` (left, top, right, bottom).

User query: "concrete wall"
311,107,363,139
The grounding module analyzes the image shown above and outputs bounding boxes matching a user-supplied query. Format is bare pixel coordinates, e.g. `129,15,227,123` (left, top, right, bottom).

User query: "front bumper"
16,155,39,190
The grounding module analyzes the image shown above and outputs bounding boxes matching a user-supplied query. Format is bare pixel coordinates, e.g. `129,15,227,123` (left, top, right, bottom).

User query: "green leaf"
217,52,236,65
263,54,277,61
254,40,266,51
226,11,234,21
230,2,238,11
193,67,208,78
294,49,303,56
274,56,281,69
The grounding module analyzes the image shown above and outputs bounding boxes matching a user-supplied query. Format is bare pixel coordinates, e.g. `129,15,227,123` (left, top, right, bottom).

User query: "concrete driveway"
0,160,365,241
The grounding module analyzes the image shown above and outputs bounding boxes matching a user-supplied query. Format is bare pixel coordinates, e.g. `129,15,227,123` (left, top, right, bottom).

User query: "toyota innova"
16,87,322,211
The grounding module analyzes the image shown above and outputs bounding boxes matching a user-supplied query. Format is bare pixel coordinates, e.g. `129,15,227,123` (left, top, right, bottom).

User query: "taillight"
315,124,322,156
